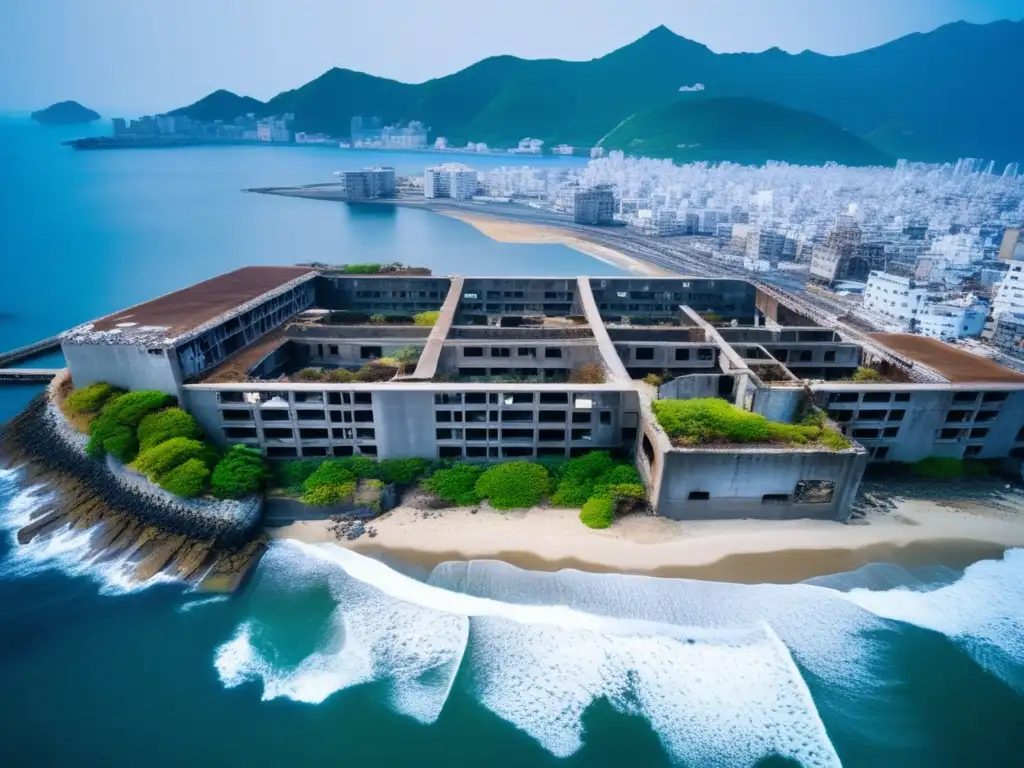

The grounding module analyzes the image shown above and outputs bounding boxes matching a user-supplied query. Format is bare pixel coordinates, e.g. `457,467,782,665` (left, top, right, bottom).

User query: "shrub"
535,455,567,484
643,373,664,387
424,464,484,505
911,457,965,479
342,263,382,274
211,445,267,498
569,363,606,384
579,495,614,529
379,458,429,485
819,429,852,451
653,398,770,445
158,458,210,498
303,460,357,492
414,311,441,327
64,382,122,414
274,459,323,493
339,456,382,479
356,359,400,382
87,390,172,460
851,367,884,383
327,368,355,383
369,313,387,325
606,483,646,501
302,482,356,506
475,462,550,509
295,367,326,382
552,451,619,506
134,437,210,481
137,408,201,453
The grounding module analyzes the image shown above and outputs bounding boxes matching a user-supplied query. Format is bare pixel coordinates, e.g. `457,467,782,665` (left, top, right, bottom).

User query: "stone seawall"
0,381,266,591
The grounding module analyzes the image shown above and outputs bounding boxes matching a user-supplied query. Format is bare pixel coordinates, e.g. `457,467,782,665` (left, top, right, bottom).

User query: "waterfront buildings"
333,167,397,200
424,164,478,200
863,271,987,339
573,186,616,225
59,267,1024,522
993,262,1024,318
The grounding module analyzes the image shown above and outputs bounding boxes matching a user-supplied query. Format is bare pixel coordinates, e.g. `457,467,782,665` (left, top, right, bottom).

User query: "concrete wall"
63,342,182,396
819,385,1024,462
654,448,866,521
437,341,604,376
658,375,722,400
752,387,806,424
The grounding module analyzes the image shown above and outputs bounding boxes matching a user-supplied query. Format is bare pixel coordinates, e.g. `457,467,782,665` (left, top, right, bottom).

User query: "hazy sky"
2,0,1022,114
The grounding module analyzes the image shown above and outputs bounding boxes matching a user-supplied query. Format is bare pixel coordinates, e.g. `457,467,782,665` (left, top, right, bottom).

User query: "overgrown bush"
355,359,400,382
328,368,355,383
579,496,614,529
424,464,484,505
379,458,429,485
137,408,201,453
274,459,323,494
911,457,965,479
339,456,382,479
605,483,646,501
414,311,440,327
851,367,884,383
643,373,664,387
302,481,356,506
569,363,606,384
87,391,172,461
475,462,550,509
211,445,267,498
303,460,358,492
295,367,326,382
158,458,210,498
342,263,383,274
64,382,123,414
369,313,387,325
134,437,210,481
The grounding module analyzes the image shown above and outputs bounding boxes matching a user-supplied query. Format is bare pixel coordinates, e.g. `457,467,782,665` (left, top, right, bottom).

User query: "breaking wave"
0,468,179,595
215,540,1024,765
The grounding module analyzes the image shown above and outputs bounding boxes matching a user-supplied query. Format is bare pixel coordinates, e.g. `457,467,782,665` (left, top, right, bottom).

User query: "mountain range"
169,20,1023,166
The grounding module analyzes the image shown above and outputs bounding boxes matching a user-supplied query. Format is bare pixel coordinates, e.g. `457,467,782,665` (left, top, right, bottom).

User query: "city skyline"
1,0,1022,114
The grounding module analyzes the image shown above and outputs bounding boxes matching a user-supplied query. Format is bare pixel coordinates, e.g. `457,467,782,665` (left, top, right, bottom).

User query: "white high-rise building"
424,163,477,200
993,262,1024,319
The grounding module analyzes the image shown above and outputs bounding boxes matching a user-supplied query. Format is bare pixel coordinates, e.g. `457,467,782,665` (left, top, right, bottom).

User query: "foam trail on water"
216,541,841,766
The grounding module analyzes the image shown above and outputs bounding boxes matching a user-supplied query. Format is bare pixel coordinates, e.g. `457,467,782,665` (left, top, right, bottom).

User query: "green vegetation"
379,458,430,485
342,263,384,274
424,464,484,505
270,455,428,507
643,373,664,387
474,462,550,510
87,390,173,461
303,482,357,506
134,437,210,481
851,367,885,383
569,363,606,384
159,458,211,498
579,496,615,529
652,398,851,450
210,445,268,498
291,351,422,383
274,459,322,494
370,313,387,325
601,97,893,167
907,456,992,480
64,382,123,415
67,383,268,499
414,311,441,327
300,459,358,505
551,451,641,507
137,408,201,453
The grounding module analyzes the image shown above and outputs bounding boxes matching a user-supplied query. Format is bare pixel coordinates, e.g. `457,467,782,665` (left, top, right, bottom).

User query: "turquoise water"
2,118,1024,767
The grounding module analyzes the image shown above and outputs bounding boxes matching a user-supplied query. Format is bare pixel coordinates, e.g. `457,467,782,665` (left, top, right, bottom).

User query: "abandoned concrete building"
60,267,1024,522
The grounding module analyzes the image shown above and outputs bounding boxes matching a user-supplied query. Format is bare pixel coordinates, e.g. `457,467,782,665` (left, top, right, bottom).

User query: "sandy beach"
439,209,675,277
270,497,1024,583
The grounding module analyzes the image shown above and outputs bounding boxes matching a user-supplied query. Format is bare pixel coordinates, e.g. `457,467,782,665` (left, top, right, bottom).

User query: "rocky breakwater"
0,377,266,592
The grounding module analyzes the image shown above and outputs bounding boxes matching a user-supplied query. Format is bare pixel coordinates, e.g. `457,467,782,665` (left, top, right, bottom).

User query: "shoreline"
270,499,1024,584
436,209,675,277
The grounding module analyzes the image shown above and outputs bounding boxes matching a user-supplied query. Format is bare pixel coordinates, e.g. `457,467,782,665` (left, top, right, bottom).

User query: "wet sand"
270,499,1024,584
438,210,675,277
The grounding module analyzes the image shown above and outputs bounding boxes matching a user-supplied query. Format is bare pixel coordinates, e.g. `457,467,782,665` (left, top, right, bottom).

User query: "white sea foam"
216,540,842,766
0,472,179,595
178,595,231,613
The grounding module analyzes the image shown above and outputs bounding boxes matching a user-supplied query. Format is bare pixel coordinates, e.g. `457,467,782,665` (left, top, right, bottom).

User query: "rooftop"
65,266,316,344
870,333,1024,384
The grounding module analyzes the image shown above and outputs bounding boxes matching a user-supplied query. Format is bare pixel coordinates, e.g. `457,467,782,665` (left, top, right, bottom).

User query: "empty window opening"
762,493,790,504
688,491,710,501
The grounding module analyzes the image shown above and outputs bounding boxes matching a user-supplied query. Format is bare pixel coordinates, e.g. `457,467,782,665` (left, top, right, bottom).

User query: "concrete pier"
0,369,64,384
0,336,61,368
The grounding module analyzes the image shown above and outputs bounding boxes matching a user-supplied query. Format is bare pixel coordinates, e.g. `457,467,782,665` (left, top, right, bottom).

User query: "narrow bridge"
0,336,61,367
0,368,63,383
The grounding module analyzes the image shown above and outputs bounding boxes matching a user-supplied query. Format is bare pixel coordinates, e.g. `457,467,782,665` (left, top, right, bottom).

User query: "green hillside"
166,20,1024,166
601,98,894,166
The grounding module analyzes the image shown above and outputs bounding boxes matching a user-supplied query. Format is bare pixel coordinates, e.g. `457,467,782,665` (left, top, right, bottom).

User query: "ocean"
2,117,1023,767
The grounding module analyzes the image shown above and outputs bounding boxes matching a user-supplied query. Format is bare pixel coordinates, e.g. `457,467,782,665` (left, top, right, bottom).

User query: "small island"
31,100,100,125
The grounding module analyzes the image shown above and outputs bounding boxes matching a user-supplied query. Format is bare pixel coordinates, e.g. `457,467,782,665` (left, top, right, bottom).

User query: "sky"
1,0,1022,115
